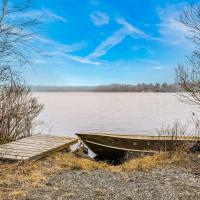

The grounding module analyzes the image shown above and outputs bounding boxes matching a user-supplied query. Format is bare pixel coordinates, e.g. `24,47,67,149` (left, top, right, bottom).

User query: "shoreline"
0,151,200,199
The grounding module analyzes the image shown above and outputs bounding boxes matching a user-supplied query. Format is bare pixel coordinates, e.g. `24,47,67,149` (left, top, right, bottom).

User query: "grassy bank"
1,151,198,199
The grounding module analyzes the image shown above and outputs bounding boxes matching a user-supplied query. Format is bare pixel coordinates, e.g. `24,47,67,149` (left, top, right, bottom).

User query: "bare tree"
176,1,200,105
0,0,44,143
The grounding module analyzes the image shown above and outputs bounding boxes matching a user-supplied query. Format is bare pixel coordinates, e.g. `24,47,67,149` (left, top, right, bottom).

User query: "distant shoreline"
30,83,181,93
32,91,180,93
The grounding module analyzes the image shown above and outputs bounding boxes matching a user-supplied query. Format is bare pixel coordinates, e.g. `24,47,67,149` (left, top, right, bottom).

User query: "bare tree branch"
176,1,200,106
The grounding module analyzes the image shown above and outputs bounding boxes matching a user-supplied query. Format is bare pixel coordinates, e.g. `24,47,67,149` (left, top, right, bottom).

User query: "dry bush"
157,120,200,155
0,84,43,144
157,121,190,155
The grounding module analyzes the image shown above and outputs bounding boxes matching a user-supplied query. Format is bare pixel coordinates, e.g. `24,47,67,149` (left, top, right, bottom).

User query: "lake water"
33,92,198,136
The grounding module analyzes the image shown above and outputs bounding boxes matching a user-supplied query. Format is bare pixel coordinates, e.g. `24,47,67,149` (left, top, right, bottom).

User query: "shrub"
0,85,43,144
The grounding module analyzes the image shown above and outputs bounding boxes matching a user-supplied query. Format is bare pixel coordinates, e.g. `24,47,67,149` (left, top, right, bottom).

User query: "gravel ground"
23,167,200,200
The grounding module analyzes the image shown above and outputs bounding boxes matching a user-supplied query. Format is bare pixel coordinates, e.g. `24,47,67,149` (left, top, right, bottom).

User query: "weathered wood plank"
0,154,30,160
0,146,56,153
0,151,39,157
32,134,72,139
10,137,71,144
1,137,72,146
12,141,71,146
0,134,78,161
0,147,63,157
0,145,62,153
9,140,71,146
0,141,64,148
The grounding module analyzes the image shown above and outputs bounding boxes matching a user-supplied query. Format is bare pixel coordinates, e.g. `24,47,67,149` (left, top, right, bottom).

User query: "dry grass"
0,152,111,199
120,152,185,171
0,151,186,199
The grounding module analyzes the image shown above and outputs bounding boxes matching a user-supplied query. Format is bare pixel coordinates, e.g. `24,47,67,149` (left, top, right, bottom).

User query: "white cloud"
36,35,85,53
132,45,154,54
90,11,109,26
67,55,101,65
116,18,146,36
34,59,47,64
136,58,166,70
39,52,54,57
88,18,147,59
52,51,101,65
157,4,191,46
10,9,68,23
38,48,101,65
32,36,100,65
152,66,162,70
37,49,101,66
56,42,85,52
42,9,68,23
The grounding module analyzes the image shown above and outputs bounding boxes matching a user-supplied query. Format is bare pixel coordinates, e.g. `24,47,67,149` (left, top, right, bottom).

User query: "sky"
22,0,194,86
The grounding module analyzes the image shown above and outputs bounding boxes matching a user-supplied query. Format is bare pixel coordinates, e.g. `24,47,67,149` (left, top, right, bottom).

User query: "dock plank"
0,143,64,149
0,134,78,161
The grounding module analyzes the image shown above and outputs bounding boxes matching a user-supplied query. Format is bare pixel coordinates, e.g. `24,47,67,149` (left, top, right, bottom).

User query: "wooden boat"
76,133,200,157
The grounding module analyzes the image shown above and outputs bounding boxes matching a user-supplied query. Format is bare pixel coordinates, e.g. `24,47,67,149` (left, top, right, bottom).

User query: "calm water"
33,92,197,136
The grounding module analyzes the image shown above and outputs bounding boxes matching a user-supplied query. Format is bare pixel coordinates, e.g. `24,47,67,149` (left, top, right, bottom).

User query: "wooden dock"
0,134,78,161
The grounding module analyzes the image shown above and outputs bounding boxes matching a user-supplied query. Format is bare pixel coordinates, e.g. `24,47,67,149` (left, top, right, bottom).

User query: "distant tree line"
31,83,182,92
93,83,181,92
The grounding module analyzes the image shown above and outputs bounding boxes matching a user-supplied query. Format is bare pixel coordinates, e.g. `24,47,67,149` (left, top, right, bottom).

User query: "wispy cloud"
90,11,109,26
32,35,101,65
10,8,68,23
36,36,85,53
42,9,68,23
132,45,154,54
88,18,147,59
66,55,101,65
136,58,166,70
153,66,162,70
34,59,47,64
51,50,101,65
117,18,146,36
157,4,191,46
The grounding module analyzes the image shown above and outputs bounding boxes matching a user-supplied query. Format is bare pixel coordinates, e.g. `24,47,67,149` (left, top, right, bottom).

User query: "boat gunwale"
77,132,200,141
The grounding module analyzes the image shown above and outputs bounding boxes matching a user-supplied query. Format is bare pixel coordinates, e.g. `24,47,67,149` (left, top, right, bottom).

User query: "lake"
33,92,198,136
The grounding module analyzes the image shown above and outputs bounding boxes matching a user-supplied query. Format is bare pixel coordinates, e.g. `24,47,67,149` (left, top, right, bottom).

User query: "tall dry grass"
120,151,185,171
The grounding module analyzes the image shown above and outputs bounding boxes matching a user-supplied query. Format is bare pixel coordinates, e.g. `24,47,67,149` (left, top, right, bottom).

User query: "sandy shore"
23,166,200,200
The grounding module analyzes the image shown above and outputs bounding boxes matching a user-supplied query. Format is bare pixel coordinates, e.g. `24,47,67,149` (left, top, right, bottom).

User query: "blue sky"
22,0,193,86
